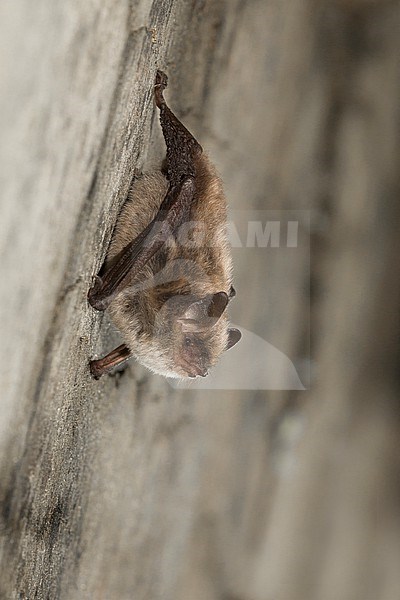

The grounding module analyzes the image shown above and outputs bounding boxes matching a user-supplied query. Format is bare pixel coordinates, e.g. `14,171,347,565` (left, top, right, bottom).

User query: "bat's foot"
155,70,168,88
155,70,168,107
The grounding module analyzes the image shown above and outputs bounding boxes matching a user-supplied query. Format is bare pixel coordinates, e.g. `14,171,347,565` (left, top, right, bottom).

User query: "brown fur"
88,71,241,379
106,154,234,378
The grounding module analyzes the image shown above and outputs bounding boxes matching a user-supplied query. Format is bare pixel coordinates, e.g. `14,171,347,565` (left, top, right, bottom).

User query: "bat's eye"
184,336,192,347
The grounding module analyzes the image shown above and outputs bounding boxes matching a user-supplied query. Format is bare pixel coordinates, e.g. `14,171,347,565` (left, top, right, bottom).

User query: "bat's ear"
178,292,229,332
226,328,241,350
208,291,229,318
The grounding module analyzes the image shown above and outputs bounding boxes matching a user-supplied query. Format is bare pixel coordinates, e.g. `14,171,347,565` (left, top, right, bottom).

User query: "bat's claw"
155,70,168,107
89,359,103,379
88,275,109,311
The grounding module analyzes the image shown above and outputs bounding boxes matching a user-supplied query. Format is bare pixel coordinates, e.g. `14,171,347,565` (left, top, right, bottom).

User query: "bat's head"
129,291,241,379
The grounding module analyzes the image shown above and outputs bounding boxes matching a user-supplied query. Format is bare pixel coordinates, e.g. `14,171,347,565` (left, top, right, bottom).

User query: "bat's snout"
197,367,209,378
182,361,209,378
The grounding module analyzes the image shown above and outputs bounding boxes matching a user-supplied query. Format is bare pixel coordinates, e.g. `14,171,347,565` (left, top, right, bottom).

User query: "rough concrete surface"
0,1,399,599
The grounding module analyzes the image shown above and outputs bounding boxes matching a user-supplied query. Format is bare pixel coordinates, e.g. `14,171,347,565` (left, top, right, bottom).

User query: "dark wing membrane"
88,177,196,311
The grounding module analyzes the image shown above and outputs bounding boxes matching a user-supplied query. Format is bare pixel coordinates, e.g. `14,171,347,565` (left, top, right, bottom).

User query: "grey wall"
0,1,399,599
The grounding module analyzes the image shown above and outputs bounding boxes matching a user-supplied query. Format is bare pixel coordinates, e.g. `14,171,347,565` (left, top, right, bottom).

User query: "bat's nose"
186,366,209,378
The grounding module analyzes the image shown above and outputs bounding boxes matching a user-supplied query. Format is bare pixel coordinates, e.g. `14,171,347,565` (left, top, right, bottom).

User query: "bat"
88,70,241,379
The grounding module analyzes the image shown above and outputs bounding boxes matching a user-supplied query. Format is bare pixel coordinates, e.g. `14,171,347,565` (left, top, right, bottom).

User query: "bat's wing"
89,72,200,311
88,177,195,311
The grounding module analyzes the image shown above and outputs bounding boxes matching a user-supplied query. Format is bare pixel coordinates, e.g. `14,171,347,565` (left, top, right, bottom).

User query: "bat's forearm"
88,178,196,311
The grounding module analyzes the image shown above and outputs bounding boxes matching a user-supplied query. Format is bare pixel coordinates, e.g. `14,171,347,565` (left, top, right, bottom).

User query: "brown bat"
88,70,241,379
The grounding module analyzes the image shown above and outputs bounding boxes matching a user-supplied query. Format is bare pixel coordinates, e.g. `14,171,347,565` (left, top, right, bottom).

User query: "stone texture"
0,1,399,599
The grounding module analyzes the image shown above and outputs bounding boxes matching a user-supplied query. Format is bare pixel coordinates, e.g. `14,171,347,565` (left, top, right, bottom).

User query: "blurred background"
0,1,399,599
